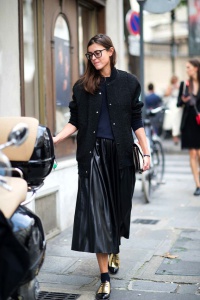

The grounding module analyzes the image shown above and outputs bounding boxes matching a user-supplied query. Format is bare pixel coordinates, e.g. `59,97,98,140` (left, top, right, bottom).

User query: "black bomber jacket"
69,68,143,176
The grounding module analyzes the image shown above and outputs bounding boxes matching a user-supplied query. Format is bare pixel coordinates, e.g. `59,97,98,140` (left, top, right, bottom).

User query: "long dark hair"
188,58,200,93
80,34,117,94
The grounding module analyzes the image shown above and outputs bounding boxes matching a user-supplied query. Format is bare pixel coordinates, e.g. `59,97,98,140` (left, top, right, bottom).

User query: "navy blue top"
145,93,162,109
96,68,143,140
96,78,114,139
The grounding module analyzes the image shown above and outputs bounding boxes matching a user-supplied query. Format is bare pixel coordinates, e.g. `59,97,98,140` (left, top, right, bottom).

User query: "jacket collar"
106,67,118,83
100,67,118,84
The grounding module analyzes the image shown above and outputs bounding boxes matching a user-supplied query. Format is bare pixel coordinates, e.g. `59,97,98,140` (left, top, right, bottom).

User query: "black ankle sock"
101,272,110,282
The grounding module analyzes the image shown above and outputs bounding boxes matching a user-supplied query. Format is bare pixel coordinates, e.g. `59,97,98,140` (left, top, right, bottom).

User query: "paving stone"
156,259,200,276
128,280,177,293
110,289,200,300
174,237,200,250
38,273,93,286
171,250,200,262
177,283,200,295
156,230,200,276
109,279,129,289
65,257,99,276
180,230,200,240
40,256,75,273
134,256,199,284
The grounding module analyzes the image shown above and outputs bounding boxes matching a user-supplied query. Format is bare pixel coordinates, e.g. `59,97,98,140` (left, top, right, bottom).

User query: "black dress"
181,94,200,149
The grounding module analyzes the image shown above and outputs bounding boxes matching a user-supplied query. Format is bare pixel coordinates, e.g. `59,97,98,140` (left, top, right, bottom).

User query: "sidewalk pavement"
38,138,200,300
161,136,186,155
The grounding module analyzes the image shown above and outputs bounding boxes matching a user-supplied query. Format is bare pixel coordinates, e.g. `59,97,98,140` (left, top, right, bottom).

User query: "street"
38,149,200,300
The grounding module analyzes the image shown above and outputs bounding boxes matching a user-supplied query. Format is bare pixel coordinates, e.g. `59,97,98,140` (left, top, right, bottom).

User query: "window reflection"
78,5,97,76
23,0,39,118
54,15,71,134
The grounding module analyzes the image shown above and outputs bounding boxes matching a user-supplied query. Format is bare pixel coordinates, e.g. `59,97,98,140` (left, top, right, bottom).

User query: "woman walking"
53,34,150,299
163,75,182,144
177,58,200,196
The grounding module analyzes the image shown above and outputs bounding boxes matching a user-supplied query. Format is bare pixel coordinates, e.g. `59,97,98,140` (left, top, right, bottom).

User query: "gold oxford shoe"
96,281,111,300
108,253,120,274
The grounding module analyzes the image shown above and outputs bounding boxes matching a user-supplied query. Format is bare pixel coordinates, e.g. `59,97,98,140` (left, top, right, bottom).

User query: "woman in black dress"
177,58,200,196
53,34,150,299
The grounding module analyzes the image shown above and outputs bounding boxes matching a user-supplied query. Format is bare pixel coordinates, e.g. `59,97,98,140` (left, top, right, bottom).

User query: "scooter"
0,117,55,300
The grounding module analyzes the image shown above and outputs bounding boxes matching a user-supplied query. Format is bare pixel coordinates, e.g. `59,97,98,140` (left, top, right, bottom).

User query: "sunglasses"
85,48,108,60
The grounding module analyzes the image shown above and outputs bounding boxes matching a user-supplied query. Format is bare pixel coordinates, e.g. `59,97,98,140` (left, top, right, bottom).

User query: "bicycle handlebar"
146,106,167,117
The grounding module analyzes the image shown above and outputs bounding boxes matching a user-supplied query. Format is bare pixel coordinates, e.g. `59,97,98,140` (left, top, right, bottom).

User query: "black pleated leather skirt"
71,138,135,254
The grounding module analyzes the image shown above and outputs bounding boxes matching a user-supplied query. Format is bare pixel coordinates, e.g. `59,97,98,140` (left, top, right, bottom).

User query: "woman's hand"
53,136,58,145
134,127,151,172
52,123,77,146
181,95,190,103
143,156,150,171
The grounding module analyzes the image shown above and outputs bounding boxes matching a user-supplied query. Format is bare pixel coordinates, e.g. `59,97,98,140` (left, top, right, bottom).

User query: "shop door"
43,0,78,158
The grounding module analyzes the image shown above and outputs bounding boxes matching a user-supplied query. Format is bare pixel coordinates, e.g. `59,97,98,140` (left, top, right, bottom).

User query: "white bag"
133,142,144,173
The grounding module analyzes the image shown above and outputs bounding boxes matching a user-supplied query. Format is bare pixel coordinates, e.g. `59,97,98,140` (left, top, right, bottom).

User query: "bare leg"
189,149,200,187
96,253,108,273
197,150,200,180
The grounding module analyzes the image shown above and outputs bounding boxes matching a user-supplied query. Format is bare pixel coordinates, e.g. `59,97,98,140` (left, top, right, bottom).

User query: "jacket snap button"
113,123,115,125
96,111,99,113
93,131,95,133
99,92,101,94
109,103,112,105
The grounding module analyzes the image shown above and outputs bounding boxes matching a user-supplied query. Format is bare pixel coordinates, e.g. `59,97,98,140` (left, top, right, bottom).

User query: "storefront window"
23,0,39,118
54,15,71,134
78,4,97,76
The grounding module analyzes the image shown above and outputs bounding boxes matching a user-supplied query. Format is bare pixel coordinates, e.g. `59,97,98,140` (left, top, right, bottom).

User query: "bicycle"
139,106,165,203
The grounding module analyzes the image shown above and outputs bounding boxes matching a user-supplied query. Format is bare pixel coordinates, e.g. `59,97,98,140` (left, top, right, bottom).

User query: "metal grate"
38,291,80,300
132,219,159,225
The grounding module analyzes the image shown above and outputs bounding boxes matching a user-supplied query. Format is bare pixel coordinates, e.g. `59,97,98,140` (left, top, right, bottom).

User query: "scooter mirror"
0,123,29,150
7,123,29,146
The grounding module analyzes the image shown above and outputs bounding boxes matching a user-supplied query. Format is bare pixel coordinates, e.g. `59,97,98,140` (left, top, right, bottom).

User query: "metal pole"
170,10,175,75
138,0,146,116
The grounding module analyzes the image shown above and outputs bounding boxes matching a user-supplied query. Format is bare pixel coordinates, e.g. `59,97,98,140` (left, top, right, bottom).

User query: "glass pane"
54,16,71,134
78,5,97,76
23,0,39,118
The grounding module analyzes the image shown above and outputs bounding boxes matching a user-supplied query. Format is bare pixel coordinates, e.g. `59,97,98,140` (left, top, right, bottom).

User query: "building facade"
0,0,125,238
1,0,197,238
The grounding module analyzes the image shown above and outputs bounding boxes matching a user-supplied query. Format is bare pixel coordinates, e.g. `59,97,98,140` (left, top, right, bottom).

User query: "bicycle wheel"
152,140,165,184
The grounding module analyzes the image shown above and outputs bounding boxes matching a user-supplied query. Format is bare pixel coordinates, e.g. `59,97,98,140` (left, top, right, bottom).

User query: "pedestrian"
177,58,200,196
53,34,150,300
145,83,163,135
163,75,182,144
188,0,200,56
145,82,162,109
